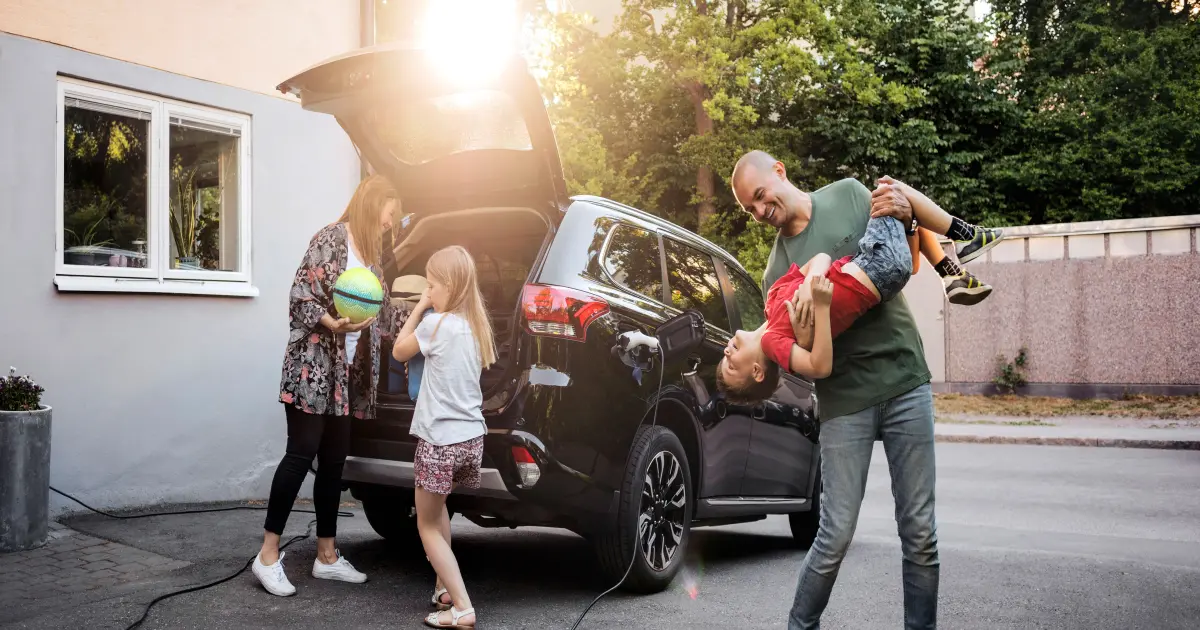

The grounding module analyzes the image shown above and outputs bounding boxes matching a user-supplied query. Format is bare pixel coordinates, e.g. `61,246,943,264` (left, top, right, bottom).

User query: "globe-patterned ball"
333,267,384,323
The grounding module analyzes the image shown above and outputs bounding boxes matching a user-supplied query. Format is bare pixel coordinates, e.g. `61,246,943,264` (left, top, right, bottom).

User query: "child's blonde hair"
425,246,497,369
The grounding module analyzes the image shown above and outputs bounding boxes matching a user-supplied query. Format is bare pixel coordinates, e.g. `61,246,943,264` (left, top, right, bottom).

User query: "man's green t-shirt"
762,178,931,421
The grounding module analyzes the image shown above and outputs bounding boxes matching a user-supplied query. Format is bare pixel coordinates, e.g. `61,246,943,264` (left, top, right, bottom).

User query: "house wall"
0,0,360,97
911,216,1200,397
0,32,361,511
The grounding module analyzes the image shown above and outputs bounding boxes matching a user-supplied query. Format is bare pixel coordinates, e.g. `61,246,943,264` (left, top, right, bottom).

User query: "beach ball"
333,267,384,323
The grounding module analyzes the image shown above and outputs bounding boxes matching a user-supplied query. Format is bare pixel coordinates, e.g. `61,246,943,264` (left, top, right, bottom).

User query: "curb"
935,434,1200,450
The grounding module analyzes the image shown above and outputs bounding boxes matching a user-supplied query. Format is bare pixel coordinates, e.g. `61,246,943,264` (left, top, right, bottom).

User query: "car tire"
788,471,821,548
361,490,453,547
594,425,694,594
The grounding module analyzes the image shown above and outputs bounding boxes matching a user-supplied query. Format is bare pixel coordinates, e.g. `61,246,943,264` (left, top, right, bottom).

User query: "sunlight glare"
420,0,519,87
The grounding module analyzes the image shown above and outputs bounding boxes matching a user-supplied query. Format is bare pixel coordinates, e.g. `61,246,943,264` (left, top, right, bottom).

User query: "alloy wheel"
637,451,686,571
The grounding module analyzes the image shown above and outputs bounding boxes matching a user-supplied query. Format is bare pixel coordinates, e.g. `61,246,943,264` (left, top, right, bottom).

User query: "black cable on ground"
50,487,354,519
48,486,355,629
124,519,318,630
569,357,668,630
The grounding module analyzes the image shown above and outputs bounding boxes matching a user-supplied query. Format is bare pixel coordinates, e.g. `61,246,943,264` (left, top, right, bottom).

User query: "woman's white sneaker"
252,551,296,597
311,550,367,583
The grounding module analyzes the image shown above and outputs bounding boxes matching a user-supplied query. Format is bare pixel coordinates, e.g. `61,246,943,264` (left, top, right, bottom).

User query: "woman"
253,174,401,597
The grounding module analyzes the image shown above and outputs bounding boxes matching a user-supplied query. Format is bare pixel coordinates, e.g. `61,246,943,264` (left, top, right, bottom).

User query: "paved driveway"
5,443,1199,629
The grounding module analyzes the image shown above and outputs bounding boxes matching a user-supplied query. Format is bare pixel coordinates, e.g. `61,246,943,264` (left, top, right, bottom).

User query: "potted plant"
63,203,115,266
170,163,204,269
0,367,51,552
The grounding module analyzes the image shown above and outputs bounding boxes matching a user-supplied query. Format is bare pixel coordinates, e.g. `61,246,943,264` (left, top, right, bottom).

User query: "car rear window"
663,238,731,332
368,90,533,165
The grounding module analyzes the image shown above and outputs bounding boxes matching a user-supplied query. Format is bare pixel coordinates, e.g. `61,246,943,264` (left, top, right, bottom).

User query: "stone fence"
903,215,1200,398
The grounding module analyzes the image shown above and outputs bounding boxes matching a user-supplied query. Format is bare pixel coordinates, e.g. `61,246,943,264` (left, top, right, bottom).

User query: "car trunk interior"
378,206,550,404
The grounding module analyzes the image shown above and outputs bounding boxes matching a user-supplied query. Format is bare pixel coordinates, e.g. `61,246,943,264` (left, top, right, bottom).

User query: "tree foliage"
988,0,1200,223
534,0,1199,282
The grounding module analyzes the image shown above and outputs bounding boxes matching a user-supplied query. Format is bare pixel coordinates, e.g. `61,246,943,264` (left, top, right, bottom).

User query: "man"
731,150,948,629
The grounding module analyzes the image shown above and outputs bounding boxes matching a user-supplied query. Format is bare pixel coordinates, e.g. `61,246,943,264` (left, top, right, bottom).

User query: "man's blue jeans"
789,382,939,630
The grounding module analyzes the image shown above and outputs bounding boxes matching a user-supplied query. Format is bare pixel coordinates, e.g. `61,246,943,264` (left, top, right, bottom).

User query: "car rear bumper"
342,455,518,500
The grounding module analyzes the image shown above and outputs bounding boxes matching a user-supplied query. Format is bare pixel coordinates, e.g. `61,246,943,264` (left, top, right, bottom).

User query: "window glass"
663,238,730,332
728,269,766,331
369,91,532,165
58,80,252,290
169,119,241,271
62,100,150,268
603,225,664,300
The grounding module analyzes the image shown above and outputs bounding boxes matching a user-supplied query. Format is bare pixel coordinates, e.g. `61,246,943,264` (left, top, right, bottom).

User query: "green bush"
992,348,1029,395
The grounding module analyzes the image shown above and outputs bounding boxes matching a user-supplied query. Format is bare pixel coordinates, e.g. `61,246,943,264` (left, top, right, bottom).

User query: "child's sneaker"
943,271,992,305
955,226,1004,264
311,550,367,583
252,551,296,597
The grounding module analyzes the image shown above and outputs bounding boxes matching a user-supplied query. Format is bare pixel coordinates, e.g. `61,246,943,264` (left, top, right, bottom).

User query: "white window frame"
55,78,256,297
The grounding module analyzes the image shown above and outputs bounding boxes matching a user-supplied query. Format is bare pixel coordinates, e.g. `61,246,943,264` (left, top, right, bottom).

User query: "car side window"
728,268,766,331
602,224,664,300
663,238,731,332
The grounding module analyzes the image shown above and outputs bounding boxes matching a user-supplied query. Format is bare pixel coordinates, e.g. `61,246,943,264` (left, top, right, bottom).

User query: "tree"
987,0,1200,223
539,0,1005,280
538,0,924,279
800,0,1024,226
537,0,1198,282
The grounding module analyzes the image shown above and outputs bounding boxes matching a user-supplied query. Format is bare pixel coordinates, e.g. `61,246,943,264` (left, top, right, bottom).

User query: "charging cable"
49,482,353,630
569,331,668,630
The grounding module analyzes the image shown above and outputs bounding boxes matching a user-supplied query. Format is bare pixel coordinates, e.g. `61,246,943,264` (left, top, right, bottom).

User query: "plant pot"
0,406,52,552
174,256,200,270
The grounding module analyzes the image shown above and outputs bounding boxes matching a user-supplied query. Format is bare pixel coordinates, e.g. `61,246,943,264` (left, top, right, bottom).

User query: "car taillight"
521,284,610,342
511,446,541,488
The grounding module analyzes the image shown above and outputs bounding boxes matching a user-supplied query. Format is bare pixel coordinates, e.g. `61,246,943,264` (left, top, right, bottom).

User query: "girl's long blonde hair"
426,246,497,369
337,174,397,265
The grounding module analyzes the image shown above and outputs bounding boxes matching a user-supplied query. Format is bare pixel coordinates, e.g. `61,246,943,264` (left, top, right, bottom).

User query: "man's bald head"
730,150,804,231
731,150,781,185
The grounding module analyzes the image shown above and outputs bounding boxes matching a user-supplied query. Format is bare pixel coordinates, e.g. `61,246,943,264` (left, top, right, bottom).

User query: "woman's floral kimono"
278,222,402,419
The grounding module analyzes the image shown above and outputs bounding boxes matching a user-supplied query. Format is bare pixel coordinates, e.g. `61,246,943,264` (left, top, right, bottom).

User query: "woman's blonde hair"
425,246,497,369
337,174,398,265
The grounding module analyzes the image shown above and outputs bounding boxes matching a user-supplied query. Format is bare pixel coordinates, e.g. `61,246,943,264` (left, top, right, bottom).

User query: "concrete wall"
0,0,360,97
0,33,361,511
902,255,947,383
914,216,1200,397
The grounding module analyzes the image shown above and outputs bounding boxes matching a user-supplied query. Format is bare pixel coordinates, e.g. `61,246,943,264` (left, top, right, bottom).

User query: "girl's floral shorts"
414,436,484,495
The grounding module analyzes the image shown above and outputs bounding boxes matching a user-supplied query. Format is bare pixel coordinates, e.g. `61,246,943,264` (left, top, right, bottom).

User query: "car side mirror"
656,310,705,364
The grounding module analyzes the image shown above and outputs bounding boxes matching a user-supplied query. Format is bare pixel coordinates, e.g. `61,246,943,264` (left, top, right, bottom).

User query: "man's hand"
810,275,834,307
786,283,815,330
871,176,914,225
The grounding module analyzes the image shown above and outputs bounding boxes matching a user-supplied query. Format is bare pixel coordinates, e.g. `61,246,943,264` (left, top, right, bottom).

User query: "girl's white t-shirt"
409,312,486,446
343,246,366,369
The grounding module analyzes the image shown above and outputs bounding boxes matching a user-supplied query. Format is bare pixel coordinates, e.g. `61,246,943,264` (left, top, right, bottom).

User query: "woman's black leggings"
264,405,351,539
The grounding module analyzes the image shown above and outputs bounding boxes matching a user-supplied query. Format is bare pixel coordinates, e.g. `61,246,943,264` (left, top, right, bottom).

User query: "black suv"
280,44,821,593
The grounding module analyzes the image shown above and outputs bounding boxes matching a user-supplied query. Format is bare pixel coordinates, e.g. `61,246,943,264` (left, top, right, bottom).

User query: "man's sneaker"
311,550,367,583
252,551,296,597
955,226,1004,264
943,271,992,305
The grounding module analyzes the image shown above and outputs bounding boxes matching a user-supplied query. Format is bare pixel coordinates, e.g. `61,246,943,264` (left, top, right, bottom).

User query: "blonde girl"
392,245,496,629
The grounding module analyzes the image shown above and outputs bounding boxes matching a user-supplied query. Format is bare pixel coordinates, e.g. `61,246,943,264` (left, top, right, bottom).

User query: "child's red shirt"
760,260,880,369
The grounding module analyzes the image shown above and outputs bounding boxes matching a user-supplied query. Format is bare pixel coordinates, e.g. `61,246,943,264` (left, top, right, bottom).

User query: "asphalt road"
11,443,1200,629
